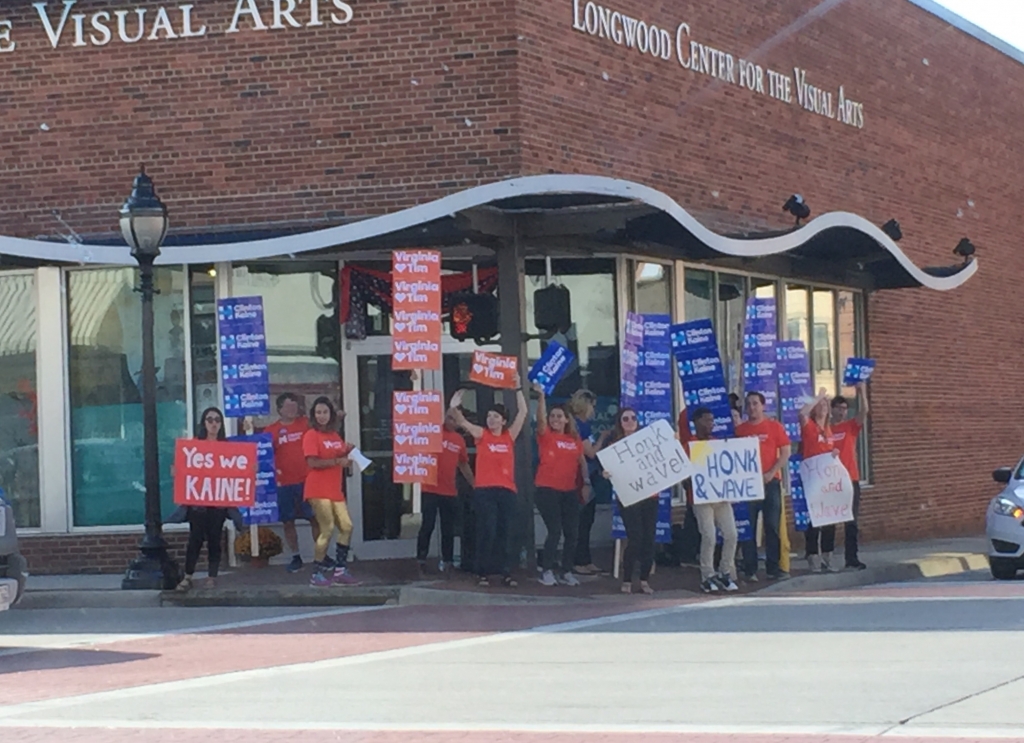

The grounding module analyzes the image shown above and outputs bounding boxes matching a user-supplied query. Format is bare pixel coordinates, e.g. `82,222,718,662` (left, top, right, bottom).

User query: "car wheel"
990,558,1019,580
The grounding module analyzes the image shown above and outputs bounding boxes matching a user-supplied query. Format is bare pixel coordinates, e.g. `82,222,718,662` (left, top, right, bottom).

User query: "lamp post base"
122,537,181,590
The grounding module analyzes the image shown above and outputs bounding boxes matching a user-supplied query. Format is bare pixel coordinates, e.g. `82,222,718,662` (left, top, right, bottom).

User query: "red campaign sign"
392,250,442,371
393,391,443,453
393,451,439,486
173,439,258,507
469,350,518,389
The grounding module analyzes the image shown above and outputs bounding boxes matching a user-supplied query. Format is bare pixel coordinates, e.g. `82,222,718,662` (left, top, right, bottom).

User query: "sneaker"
766,570,790,581
286,555,304,573
820,553,838,573
700,578,720,593
561,571,581,587
715,574,739,592
846,561,868,571
807,555,821,572
539,569,558,587
310,572,332,588
332,568,361,586
743,572,759,583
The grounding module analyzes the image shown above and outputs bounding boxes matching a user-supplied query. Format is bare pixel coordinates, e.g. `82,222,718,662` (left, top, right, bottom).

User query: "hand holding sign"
800,452,854,526
688,437,765,504
528,341,575,395
174,439,258,507
469,350,519,389
843,357,875,387
596,419,695,507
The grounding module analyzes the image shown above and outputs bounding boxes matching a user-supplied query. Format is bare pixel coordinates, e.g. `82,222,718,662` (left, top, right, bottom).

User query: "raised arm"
507,374,529,441
799,387,829,425
533,383,548,435
855,382,870,424
449,389,484,440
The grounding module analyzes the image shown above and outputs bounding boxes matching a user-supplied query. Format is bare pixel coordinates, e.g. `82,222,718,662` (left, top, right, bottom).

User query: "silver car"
987,461,1024,580
0,490,28,610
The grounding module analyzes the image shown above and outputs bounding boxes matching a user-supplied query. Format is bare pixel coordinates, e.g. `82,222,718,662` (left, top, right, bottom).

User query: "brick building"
0,0,1015,574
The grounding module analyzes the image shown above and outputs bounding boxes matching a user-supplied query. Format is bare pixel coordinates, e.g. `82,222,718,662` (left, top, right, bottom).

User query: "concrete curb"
159,585,401,607
16,590,162,610
760,552,990,594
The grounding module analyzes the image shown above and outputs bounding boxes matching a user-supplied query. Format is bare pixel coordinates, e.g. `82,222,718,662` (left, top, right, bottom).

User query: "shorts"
277,483,314,523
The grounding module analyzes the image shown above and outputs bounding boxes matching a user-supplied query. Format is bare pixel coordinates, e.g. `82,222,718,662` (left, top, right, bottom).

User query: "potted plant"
234,527,283,568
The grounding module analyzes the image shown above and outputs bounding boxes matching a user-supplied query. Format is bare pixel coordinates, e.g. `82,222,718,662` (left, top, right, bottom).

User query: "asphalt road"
1,573,1023,742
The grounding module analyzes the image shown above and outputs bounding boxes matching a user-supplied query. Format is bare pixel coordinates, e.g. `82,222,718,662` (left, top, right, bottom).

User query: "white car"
0,491,28,610
986,462,1024,580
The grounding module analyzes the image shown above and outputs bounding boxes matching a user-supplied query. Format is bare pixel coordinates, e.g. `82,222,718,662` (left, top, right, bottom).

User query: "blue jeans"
742,479,782,576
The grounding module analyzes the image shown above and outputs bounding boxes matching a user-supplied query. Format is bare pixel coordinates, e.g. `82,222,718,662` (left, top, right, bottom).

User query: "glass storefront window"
684,268,714,323
785,285,810,347
812,289,837,396
68,267,187,527
231,263,341,427
837,290,857,398
718,274,747,397
634,261,672,315
0,272,40,528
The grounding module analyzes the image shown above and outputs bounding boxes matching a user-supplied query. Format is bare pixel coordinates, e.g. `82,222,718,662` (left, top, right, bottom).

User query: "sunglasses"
620,414,637,422
205,416,222,424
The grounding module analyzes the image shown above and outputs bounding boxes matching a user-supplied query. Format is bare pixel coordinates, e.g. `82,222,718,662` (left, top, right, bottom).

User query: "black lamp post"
120,167,180,590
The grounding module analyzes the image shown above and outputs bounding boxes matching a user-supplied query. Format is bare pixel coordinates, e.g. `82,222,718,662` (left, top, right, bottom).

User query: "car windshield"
1014,459,1024,480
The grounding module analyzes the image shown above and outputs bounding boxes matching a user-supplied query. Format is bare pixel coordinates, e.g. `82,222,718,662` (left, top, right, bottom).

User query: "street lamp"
120,166,180,590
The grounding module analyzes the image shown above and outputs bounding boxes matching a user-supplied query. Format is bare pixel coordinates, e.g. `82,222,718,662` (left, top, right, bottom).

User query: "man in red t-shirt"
735,391,791,580
264,393,319,573
417,409,475,573
831,382,870,570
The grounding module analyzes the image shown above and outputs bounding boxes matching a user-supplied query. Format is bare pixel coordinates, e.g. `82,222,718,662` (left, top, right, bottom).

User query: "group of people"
172,394,361,590
171,357,869,594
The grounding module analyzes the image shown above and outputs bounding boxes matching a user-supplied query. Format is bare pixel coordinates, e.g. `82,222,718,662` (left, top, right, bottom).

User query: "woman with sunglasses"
174,407,243,592
448,372,528,588
601,407,658,595
303,396,359,587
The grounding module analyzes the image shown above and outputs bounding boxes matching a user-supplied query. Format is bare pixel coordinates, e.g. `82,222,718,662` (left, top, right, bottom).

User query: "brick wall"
18,531,193,575
514,0,1024,541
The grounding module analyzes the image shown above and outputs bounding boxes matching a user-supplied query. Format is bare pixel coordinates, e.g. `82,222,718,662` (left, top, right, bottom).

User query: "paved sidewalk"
15,536,990,609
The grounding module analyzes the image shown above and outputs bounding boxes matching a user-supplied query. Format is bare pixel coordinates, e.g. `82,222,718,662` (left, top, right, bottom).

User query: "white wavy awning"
0,174,976,291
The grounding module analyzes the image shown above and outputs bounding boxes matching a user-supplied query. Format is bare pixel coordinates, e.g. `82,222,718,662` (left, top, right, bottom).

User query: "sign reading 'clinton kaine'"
0,1,354,53
570,0,866,130
597,419,695,507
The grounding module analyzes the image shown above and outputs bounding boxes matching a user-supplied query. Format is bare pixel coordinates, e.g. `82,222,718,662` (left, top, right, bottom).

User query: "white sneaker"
539,569,558,586
561,571,581,586
807,555,821,572
715,574,739,592
820,553,838,573
700,578,720,593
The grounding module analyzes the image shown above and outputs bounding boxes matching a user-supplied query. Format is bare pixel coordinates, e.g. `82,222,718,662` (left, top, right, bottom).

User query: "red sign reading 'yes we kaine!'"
392,250,441,371
173,439,258,507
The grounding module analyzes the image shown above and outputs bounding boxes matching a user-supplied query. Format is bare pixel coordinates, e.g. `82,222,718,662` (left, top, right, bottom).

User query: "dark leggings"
805,524,836,556
536,487,580,573
417,492,459,562
473,487,517,577
574,495,597,567
621,496,659,582
185,507,228,577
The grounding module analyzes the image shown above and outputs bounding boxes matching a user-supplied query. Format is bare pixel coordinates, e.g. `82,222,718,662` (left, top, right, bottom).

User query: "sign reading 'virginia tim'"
392,250,442,371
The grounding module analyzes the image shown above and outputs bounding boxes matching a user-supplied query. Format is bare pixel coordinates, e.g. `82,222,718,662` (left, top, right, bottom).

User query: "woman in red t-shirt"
799,387,840,573
449,373,527,587
533,384,590,588
302,396,359,588
601,407,659,595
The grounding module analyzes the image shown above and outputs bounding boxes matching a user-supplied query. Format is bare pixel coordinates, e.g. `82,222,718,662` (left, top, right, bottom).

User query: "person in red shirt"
533,384,590,588
799,387,841,572
449,372,528,588
831,382,870,570
303,396,359,588
264,392,319,573
735,391,792,581
416,409,475,574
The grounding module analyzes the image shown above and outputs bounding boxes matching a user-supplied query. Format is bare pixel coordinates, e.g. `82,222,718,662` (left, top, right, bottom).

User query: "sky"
933,0,1024,52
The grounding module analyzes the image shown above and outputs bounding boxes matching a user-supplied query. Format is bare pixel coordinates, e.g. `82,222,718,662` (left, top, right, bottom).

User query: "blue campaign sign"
638,379,674,411
625,312,645,348
638,348,673,377
655,491,673,544
732,502,752,542
218,297,271,417
788,453,809,531
642,314,672,349
670,319,716,354
676,352,724,380
776,340,810,440
529,341,575,395
611,497,626,539
843,357,876,386
229,433,279,525
637,409,673,427
682,382,729,409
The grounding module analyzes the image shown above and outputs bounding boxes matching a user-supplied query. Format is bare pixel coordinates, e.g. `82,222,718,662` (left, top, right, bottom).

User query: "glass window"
752,277,776,301
812,289,836,396
189,266,218,420
0,272,40,528
524,259,618,404
684,268,713,323
68,267,187,527
634,261,672,315
785,285,809,346
231,263,341,427
837,290,857,398
717,274,746,397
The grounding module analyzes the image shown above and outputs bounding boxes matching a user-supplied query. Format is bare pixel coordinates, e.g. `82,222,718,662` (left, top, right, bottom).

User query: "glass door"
343,337,501,560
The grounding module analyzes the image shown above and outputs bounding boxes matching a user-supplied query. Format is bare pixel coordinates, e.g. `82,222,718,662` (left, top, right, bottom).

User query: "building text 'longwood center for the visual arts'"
571,0,866,130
